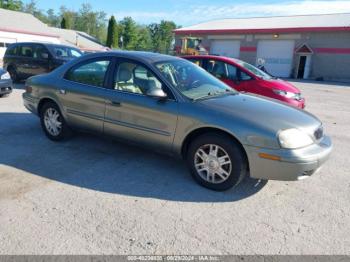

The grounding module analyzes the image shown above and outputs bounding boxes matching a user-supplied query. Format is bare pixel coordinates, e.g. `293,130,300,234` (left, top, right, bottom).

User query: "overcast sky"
24,0,350,26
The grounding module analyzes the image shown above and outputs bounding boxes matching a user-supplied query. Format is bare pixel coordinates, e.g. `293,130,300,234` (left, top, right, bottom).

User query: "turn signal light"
258,153,281,161
25,85,32,93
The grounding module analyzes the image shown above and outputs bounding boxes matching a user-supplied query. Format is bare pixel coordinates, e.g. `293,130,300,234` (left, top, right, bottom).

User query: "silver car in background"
0,68,12,97
23,51,332,191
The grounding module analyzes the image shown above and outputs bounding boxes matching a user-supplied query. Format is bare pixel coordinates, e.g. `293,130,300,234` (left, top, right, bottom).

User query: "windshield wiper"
193,89,236,101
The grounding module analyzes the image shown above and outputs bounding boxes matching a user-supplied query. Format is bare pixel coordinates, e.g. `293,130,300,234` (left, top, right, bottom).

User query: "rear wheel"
7,67,18,82
187,133,247,191
40,102,71,141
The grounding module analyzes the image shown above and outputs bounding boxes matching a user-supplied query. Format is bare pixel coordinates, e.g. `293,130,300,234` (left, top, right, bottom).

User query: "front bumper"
0,79,13,95
283,97,305,109
244,135,332,181
23,92,39,115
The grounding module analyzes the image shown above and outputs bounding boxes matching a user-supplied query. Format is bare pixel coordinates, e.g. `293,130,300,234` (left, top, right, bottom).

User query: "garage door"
210,40,240,58
256,40,295,77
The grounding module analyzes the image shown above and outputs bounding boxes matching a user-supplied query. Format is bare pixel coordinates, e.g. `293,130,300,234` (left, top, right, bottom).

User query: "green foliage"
119,17,138,50
0,1,177,53
134,27,153,51
106,16,118,48
60,17,67,29
47,8,60,27
148,20,176,54
59,6,75,30
0,0,23,11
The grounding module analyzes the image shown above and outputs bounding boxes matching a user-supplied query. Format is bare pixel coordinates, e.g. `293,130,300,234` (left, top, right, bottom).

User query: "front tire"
40,102,71,141
187,133,247,191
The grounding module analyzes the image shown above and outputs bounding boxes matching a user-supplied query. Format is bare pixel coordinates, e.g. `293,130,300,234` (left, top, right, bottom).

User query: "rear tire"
186,133,247,191
7,67,18,83
40,102,71,141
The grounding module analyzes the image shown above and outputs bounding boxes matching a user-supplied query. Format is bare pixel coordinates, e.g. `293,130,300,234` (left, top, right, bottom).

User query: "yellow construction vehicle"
179,37,208,56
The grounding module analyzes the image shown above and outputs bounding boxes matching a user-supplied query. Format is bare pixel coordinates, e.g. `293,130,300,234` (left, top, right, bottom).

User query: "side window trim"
110,57,176,101
63,57,113,88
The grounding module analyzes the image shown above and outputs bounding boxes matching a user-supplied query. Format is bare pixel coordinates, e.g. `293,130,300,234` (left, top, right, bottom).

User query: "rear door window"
207,60,228,79
227,64,238,80
33,44,50,59
20,45,34,58
65,59,111,87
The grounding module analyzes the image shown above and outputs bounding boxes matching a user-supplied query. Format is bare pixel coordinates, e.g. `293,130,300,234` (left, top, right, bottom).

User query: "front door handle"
109,100,121,106
59,89,66,95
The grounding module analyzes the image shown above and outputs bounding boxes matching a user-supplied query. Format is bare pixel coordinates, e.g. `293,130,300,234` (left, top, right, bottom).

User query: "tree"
22,0,50,25
134,27,152,51
47,8,60,27
59,6,75,30
0,1,178,52
148,20,176,54
159,20,176,54
74,3,107,42
22,0,36,14
61,17,67,29
0,0,23,11
119,17,138,50
106,16,118,48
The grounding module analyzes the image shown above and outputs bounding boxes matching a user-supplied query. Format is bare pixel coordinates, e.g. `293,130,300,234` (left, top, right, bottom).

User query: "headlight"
0,72,11,80
273,89,297,99
278,128,314,149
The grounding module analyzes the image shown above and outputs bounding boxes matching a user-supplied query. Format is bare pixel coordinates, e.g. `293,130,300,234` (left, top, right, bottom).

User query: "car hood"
260,78,301,93
197,93,320,134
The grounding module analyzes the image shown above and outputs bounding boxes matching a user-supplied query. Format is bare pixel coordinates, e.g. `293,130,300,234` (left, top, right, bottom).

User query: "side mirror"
41,53,49,59
146,88,167,100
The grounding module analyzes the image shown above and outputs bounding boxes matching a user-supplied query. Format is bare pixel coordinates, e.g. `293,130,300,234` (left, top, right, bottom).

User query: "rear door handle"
59,89,66,95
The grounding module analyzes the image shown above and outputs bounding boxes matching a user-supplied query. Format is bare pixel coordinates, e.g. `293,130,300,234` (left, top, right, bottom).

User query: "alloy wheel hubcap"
44,108,62,136
194,144,232,184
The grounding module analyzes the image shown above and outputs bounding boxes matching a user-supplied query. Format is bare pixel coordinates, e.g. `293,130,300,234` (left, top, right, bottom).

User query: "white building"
0,8,107,66
174,13,350,81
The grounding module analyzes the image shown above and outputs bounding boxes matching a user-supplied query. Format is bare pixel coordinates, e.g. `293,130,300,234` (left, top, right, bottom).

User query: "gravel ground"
0,81,349,255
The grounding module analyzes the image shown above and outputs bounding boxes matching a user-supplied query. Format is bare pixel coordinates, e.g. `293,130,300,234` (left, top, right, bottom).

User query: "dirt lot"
0,81,349,254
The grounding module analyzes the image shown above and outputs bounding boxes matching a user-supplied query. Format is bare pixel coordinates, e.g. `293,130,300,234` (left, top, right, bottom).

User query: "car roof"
7,42,79,50
81,50,182,64
182,55,242,65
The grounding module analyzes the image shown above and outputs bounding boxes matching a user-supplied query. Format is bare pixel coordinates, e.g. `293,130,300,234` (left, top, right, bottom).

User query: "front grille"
0,87,11,92
314,126,324,140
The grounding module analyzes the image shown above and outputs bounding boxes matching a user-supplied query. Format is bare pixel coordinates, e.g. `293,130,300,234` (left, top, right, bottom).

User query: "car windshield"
155,59,237,100
48,46,83,59
234,59,272,80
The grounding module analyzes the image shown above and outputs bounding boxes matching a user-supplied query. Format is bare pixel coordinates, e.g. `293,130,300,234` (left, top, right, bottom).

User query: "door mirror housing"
146,88,167,99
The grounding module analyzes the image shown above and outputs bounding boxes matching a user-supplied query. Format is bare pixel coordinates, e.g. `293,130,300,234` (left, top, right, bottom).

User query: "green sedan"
23,51,332,191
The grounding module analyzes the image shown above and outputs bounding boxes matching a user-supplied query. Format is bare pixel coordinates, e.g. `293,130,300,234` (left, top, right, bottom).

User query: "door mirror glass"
146,87,167,99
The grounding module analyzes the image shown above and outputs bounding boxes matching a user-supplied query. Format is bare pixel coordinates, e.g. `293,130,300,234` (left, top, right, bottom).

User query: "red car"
183,55,305,109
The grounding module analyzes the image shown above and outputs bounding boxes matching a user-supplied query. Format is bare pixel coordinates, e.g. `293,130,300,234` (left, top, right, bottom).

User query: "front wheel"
40,102,71,141
187,133,248,191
